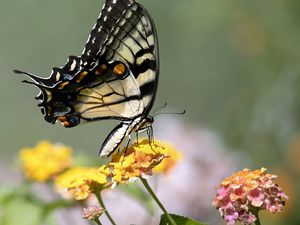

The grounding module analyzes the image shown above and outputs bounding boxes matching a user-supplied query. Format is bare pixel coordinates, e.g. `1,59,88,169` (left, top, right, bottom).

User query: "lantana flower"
212,168,288,225
82,205,104,221
19,140,72,182
108,139,179,185
55,166,111,200
53,139,180,200
153,142,182,174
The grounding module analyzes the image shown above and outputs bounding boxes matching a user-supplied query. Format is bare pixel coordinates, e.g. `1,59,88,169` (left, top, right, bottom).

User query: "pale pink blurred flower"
82,205,104,221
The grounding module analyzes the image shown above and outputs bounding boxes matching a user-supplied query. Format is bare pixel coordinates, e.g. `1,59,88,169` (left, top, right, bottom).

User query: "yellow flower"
109,139,179,184
51,139,181,199
19,140,72,182
55,166,111,200
152,142,181,174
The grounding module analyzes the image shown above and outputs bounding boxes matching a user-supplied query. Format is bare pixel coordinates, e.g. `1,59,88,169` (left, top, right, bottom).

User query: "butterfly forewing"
75,1,159,122
81,0,133,67
98,2,159,115
16,0,159,156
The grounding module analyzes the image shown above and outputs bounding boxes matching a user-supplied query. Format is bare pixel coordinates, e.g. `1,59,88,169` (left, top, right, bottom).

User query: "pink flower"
224,208,239,225
212,168,288,225
82,205,104,221
247,188,264,207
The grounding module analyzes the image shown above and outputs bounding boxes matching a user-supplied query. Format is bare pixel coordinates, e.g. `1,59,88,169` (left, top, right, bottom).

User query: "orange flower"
153,142,181,174
109,139,178,184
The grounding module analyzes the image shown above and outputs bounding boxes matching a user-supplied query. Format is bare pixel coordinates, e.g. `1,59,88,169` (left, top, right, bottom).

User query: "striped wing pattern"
80,0,159,118
16,0,159,157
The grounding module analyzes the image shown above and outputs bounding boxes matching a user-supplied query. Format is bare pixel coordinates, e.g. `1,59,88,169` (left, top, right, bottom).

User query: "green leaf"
159,213,207,225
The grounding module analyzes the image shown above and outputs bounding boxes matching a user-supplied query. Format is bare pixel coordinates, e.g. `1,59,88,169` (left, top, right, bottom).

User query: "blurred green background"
1,0,300,224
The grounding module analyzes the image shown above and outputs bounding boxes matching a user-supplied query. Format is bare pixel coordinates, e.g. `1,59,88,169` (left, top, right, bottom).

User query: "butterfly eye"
113,63,126,76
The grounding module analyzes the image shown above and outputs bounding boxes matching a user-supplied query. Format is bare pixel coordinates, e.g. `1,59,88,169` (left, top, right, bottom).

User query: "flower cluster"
55,166,111,200
108,139,177,184
19,141,72,182
52,139,180,200
212,168,288,225
153,142,182,174
82,205,104,221
19,139,180,201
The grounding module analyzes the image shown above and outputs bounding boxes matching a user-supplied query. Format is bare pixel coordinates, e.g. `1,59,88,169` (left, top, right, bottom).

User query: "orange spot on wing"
76,71,88,83
113,63,126,76
57,116,67,122
57,116,70,127
47,107,52,116
63,121,70,127
59,81,69,90
95,64,107,75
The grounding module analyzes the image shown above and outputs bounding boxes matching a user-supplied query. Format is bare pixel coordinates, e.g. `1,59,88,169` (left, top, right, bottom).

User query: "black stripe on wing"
81,0,134,67
94,2,159,116
79,94,141,120
99,4,153,64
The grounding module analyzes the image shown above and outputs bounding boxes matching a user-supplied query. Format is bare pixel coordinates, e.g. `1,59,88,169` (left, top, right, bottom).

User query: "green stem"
94,191,117,225
94,217,103,225
254,210,261,225
140,178,177,225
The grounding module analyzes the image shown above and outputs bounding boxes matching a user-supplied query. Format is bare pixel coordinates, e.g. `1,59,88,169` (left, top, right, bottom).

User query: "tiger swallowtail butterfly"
15,0,159,157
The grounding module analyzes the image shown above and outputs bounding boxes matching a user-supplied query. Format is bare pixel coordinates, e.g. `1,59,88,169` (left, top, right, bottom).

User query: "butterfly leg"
147,126,152,143
120,135,132,166
125,134,131,153
136,132,140,145
145,125,154,144
145,125,158,154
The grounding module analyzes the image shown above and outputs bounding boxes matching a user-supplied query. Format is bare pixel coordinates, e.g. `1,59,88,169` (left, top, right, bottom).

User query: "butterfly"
15,0,159,157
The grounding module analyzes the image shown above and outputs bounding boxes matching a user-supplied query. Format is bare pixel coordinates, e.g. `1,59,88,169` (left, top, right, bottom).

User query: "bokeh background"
1,0,300,224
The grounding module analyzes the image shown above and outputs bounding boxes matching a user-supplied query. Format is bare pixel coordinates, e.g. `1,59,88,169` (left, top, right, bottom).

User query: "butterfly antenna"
152,102,168,114
153,110,186,118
